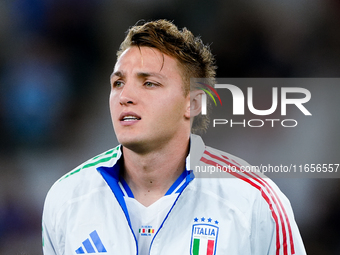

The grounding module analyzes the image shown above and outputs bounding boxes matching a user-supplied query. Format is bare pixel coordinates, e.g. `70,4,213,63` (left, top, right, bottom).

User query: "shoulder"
57,146,121,182
190,134,291,218
44,146,121,214
196,143,290,206
202,144,251,168
190,134,250,169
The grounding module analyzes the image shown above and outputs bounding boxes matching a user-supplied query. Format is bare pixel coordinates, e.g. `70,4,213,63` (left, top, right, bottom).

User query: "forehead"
113,46,182,78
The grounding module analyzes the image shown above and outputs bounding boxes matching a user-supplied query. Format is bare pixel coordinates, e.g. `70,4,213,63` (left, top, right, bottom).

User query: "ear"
184,90,205,118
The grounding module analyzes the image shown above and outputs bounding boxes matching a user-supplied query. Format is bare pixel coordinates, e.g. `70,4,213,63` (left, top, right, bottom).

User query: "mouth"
122,116,141,121
119,112,141,123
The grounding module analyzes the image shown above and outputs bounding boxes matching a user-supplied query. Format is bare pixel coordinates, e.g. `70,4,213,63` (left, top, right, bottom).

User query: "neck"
121,137,189,207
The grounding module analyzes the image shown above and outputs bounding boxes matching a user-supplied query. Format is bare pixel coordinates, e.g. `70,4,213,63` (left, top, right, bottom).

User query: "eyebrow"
136,72,165,80
110,71,165,80
110,71,124,80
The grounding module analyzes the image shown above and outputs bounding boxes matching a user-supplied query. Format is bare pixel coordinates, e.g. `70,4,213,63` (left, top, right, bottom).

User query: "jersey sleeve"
42,190,59,255
42,219,57,255
251,179,306,255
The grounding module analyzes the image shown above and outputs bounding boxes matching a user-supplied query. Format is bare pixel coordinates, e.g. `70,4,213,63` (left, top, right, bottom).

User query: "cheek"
163,95,188,119
109,90,120,104
109,92,119,116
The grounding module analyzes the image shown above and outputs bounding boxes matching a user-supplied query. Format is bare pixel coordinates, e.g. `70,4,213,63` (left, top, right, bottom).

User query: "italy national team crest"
190,217,219,255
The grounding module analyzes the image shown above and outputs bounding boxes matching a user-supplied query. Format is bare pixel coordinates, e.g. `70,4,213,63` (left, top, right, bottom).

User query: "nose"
119,83,136,105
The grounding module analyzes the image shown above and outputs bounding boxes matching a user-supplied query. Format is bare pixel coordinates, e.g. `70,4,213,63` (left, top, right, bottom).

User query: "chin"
118,135,145,150
115,128,142,144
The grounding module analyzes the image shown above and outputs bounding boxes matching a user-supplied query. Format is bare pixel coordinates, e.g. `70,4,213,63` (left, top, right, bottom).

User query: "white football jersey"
42,134,306,255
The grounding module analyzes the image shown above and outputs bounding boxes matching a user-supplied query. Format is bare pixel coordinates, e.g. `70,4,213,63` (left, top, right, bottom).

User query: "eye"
113,80,124,88
144,81,159,88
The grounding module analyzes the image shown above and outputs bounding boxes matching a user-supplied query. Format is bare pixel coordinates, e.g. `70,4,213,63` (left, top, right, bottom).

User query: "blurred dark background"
0,0,340,254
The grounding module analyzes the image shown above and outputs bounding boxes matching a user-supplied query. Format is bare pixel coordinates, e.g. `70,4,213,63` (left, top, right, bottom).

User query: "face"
110,46,191,153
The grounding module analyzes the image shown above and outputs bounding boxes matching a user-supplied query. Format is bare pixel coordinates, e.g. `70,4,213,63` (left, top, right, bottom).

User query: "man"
42,20,306,254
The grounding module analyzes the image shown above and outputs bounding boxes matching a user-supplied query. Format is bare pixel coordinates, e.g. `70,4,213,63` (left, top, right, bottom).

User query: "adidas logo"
75,230,107,254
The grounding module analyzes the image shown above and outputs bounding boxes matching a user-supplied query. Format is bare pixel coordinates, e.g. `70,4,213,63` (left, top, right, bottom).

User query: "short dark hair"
117,19,216,134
